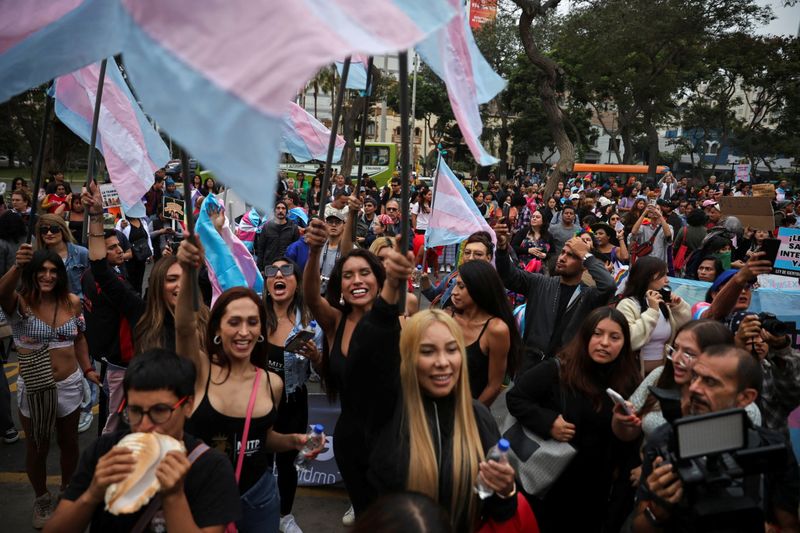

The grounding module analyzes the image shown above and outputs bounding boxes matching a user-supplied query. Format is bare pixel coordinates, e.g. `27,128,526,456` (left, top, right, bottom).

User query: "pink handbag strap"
234,369,261,483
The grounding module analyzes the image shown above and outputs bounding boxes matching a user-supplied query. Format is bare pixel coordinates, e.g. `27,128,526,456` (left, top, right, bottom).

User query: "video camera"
727,310,792,338
645,387,787,532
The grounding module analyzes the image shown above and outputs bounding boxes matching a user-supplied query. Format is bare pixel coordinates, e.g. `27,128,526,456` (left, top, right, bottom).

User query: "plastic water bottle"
412,265,423,288
475,438,510,499
294,424,325,472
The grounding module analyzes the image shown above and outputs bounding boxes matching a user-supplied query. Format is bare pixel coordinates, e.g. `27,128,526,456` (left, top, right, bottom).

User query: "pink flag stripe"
288,102,344,160
121,0,441,116
0,0,82,54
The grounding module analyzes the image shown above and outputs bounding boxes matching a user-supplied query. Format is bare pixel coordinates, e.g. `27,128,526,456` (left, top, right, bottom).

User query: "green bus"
279,142,397,187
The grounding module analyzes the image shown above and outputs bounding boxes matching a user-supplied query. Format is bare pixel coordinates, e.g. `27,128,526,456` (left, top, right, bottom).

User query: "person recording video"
631,345,800,532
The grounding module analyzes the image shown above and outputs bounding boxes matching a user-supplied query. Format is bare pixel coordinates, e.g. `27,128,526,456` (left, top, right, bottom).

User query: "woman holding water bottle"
175,236,323,533
262,257,323,533
350,243,520,532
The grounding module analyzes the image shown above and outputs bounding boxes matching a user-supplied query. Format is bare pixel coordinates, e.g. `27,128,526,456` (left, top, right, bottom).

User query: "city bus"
279,142,397,186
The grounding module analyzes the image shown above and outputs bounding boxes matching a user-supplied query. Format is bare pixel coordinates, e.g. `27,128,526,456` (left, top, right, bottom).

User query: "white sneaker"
279,514,303,533
32,492,53,529
78,411,93,433
342,505,355,526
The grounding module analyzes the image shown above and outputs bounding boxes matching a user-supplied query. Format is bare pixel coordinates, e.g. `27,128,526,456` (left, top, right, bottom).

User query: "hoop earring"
213,335,221,345
257,335,265,343
339,294,345,306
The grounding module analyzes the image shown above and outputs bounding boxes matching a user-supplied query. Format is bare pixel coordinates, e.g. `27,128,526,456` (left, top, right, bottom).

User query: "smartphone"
606,388,632,415
659,286,672,302
284,329,315,353
614,221,624,232
502,204,510,220
760,238,781,265
648,198,657,206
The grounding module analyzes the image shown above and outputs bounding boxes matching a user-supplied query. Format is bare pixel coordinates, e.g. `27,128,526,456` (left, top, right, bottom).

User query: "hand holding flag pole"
181,149,200,311
318,57,351,218
80,58,108,246
398,51,411,313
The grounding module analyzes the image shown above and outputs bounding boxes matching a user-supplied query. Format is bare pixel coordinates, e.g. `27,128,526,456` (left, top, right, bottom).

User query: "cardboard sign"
99,183,121,208
719,196,774,231
774,227,800,279
163,197,185,221
736,163,751,183
752,183,775,198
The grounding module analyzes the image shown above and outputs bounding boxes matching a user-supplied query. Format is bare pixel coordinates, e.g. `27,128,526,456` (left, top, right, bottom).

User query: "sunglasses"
39,224,62,236
120,396,189,426
265,264,295,278
386,207,399,212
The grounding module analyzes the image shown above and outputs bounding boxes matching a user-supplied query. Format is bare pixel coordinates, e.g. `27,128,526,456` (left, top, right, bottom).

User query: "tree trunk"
518,11,574,200
498,114,510,179
645,116,659,184
621,125,634,164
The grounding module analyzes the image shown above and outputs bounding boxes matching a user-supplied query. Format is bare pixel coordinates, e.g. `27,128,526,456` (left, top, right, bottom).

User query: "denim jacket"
283,309,323,396
64,243,89,299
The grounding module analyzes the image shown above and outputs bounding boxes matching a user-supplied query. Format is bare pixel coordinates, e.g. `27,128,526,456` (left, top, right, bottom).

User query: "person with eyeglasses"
44,348,242,533
262,258,323,533
35,214,89,300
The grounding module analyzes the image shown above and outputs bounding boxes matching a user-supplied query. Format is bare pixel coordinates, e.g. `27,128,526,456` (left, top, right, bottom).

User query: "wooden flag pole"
80,58,108,245
318,57,350,218
181,149,200,311
398,51,411,312
27,87,55,244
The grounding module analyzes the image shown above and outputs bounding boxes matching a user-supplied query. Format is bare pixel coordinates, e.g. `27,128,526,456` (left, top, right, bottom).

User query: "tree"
510,0,575,199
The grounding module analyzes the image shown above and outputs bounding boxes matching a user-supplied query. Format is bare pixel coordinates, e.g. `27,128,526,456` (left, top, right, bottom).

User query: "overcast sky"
757,0,799,36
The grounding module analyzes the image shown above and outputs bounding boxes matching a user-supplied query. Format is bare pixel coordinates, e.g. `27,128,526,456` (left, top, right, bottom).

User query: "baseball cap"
702,199,720,210
324,204,347,222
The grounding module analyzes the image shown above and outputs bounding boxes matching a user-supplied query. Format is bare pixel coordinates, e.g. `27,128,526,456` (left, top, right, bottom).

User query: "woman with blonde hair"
351,245,518,532
35,213,88,299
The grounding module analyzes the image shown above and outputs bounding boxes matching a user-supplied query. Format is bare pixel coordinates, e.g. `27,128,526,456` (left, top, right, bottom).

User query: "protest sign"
752,183,775,198
719,196,774,231
163,197,185,221
99,183,121,208
736,163,751,183
774,227,800,279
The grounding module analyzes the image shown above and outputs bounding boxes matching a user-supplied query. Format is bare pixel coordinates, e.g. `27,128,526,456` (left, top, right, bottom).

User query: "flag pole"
80,58,108,246
353,56,374,243
398,51,411,312
27,85,54,244
318,57,351,218
181,149,200,311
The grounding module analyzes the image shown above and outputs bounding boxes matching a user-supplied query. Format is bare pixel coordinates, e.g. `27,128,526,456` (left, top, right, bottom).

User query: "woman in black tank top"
449,260,521,407
263,257,323,531
176,237,323,533
303,217,386,520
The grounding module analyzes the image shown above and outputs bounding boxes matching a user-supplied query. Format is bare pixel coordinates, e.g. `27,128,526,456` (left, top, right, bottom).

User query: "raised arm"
700,252,772,320
340,194,360,255
0,244,31,315
174,234,209,393
494,222,538,295
302,218,341,336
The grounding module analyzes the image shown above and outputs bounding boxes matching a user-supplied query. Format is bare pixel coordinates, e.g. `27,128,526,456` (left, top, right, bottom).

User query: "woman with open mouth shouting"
175,236,324,532
303,216,385,522
506,307,640,532
262,257,323,533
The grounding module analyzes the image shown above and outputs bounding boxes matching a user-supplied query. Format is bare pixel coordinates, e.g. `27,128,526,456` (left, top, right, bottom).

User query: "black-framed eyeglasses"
121,396,189,426
325,217,344,226
39,224,62,235
265,264,295,278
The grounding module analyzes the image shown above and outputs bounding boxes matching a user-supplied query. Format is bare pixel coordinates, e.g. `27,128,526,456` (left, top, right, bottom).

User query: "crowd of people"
0,164,798,532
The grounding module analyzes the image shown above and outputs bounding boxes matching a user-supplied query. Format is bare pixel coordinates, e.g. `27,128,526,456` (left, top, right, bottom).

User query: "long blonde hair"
400,310,484,527
35,213,75,249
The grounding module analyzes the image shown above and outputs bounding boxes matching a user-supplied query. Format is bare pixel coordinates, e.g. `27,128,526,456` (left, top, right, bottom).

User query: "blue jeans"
237,471,280,533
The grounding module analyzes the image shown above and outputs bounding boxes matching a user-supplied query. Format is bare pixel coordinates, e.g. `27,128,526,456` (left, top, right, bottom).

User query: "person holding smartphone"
616,257,691,376
628,203,673,267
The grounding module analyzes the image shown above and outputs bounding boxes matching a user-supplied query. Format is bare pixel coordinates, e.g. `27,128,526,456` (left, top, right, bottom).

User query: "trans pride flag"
52,58,169,210
0,0,457,214
415,0,506,166
425,158,494,248
335,55,370,92
282,102,344,162
196,194,264,303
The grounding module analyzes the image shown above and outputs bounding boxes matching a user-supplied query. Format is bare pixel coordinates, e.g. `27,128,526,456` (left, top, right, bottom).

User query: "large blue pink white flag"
282,102,345,162
425,158,494,248
52,58,169,211
335,55,370,91
196,194,264,304
0,0,456,214
415,0,506,166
